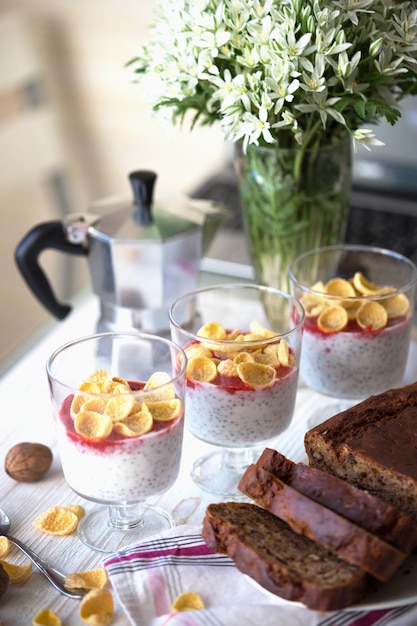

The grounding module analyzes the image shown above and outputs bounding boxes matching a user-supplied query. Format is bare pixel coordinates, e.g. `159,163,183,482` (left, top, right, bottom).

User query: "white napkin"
103,524,417,626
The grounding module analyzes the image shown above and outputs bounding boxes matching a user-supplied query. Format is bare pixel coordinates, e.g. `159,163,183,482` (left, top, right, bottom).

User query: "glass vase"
234,133,352,295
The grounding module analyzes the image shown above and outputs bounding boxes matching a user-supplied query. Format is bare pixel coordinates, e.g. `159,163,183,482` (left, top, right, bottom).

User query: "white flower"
296,89,345,128
352,128,385,151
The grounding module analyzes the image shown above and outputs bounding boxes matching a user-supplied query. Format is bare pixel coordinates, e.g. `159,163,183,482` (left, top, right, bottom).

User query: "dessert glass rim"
168,282,305,345
288,243,417,298
45,330,188,396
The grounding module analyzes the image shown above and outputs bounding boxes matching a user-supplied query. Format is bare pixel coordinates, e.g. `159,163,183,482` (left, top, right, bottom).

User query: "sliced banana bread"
257,448,417,553
238,463,407,581
202,502,369,611
304,381,417,523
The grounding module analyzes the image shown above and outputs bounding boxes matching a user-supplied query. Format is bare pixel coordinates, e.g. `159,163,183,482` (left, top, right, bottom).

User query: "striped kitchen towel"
103,525,417,626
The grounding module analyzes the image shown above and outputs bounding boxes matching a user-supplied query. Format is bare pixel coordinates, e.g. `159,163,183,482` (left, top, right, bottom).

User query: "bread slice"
256,448,417,553
238,463,407,581
304,381,417,523
202,502,369,611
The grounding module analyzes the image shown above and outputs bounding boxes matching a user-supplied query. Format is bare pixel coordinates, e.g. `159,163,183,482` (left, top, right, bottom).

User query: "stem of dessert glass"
221,448,256,473
107,503,144,530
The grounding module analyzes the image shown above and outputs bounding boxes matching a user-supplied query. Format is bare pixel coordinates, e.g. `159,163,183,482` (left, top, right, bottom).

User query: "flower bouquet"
128,1,417,290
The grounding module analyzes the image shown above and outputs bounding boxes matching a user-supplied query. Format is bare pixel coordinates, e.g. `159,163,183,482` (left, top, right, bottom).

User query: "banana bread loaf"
304,381,417,522
238,464,407,581
256,448,417,553
202,502,369,611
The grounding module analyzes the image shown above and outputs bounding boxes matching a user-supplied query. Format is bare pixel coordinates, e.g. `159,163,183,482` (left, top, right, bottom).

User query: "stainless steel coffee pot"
15,170,226,333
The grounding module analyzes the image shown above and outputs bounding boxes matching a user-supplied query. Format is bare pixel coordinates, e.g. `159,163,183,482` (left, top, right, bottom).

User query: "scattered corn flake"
237,361,276,388
171,591,205,613
33,506,79,536
226,329,239,340
217,359,238,377
197,322,227,340
65,568,108,592
65,504,85,521
0,536,10,558
187,356,218,383
382,293,410,318
356,302,388,331
32,608,62,626
113,410,153,437
249,320,277,338
144,399,182,422
317,306,348,333
79,589,114,626
0,559,32,584
75,411,113,439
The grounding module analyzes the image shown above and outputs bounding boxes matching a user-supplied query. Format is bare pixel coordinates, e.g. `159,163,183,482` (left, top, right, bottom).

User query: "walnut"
0,562,9,599
5,443,53,482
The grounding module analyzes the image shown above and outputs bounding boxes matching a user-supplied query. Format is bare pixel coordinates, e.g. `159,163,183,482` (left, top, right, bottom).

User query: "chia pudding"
301,314,413,399
56,389,184,504
186,367,299,447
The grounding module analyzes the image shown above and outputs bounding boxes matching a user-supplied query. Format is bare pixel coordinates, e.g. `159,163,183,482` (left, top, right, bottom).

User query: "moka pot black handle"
14,220,88,320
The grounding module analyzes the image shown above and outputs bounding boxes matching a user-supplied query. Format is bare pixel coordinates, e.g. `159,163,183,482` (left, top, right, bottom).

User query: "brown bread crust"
238,464,407,581
202,502,369,611
257,448,417,553
304,381,417,522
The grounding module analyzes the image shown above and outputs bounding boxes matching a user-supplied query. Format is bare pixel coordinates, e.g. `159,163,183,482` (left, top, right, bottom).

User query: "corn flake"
356,302,388,331
34,506,79,536
237,361,276,388
104,391,135,421
317,306,348,333
187,356,218,383
113,410,153,437
172,591,205,612
352,272,386,295
65,568,108,592
197,322,227,340
325,278,356,298
217,359,238,377
144,372,175,401
65,504,86,521
382,293,410,318
233,351,255,364
75,411,113,439
249,320,277,338
32,609,62,626
0,536,10,558
185,345,213,360
278,339,291,367
79,589,114,626
87,370,113,388
144,399,182,422
0,559,32,583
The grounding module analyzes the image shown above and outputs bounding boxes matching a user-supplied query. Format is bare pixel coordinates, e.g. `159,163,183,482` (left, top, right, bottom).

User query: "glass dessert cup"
46,332,187,553
169,283,304,497
289,244,417,426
